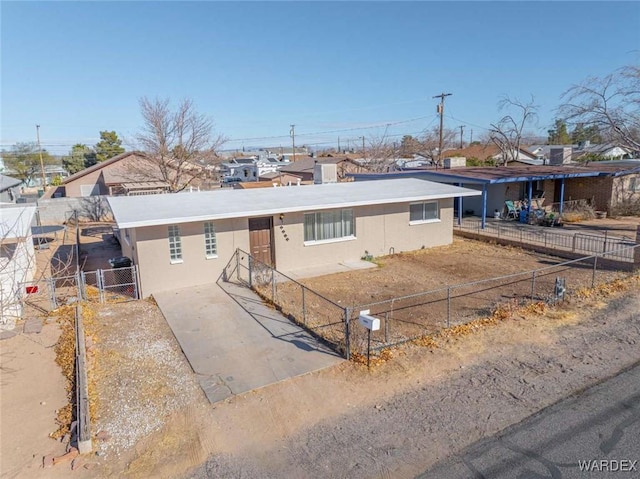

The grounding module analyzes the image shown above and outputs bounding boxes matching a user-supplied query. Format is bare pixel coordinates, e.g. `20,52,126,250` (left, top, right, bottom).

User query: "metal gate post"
248,257,253,289
384,311,389,343
133,266,140,299
48,277,58,309
271,265,276,302
531,271,536,300
446,286,451,328
80,271,86,300
592,255,598,289
301,285,307,325
344,307,351,360
97,269,105,304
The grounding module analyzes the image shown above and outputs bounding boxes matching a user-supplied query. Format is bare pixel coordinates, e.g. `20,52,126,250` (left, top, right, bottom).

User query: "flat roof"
108,178,481,229
347,162,640,184
349,165,608,184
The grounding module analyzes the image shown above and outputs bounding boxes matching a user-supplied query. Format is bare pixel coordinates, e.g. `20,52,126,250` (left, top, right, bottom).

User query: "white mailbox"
359,310,380,331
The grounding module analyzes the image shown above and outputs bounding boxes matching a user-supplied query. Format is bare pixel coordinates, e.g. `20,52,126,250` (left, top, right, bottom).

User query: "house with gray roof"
107,178,480,297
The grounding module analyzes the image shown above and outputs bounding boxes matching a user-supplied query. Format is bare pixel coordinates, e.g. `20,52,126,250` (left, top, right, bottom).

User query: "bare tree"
134,97,227,192
411,126,457,167
489,95,538,166
359,127,401,173
559,65,640,152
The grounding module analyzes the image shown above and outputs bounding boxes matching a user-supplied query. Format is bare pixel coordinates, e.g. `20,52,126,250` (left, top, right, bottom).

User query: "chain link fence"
220,244,638,360
221,250,350,357
16,265,139,315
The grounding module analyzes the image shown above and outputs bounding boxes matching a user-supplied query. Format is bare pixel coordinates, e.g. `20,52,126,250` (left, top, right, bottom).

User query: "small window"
204,221,217,258
630,177,640,192
168,225,182,263
410,201,439,223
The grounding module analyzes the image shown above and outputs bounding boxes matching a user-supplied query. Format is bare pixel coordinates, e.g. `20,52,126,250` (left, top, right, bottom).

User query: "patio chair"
504,201,519,219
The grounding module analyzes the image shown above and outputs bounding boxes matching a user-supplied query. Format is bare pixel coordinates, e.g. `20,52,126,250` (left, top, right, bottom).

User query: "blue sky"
2,1,639,155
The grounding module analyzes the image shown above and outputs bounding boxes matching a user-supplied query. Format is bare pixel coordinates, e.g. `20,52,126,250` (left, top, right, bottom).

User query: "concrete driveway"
153,281,343,403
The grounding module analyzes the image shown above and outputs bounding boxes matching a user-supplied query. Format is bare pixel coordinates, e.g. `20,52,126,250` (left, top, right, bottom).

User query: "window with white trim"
168,225,182,262
630,177,640,192
204,221,217,257
304,209,354,242
410,201,439,223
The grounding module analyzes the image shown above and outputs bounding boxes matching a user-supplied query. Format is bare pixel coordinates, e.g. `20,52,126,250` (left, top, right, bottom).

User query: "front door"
249,217,274,266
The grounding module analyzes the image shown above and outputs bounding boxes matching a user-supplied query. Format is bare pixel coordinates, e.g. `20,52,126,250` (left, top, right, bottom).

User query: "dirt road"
184,283,640,479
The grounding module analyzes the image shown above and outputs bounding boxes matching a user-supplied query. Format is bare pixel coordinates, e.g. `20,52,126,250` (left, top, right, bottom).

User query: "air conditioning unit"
313,163,338,184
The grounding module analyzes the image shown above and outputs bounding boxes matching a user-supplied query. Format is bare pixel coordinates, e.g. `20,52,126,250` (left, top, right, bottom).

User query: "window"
304,209,354,242
204,221,217,258
630,177,640,192
168,225,182,263
410,201,439,223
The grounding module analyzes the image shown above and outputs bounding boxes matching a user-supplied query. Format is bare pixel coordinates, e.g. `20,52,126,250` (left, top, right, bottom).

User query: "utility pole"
433,92,452,165
470,129,473,145
36,124,46,190
338,136,341,153
289,124,296,162
361,136,366,161
458,125,465,149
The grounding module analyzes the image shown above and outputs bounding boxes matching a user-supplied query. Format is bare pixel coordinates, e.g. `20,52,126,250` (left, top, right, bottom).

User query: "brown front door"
249,217,274,266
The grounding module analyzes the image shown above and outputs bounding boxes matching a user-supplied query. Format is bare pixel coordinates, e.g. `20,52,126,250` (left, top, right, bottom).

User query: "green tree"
93,130,124,164
547,119,571,144
570,123,603,145
1,142,55,184
62,143,91,174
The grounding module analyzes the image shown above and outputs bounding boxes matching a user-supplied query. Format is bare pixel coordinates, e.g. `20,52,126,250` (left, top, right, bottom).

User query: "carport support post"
481,183,487,230
456,183,463,226
344,307,351,360
559,178,565,216
527,181,533,216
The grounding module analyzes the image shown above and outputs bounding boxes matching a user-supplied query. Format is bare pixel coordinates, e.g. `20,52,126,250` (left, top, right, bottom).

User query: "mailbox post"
359,310,380,368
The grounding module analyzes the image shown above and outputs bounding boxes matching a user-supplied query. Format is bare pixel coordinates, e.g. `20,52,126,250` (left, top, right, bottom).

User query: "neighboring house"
528,143,635,163
280,156,363,181
107,178,481,297
45,151,170,198
349,162,640,224
572,142,634,161
1,205,37,329
220,157,288,182
258,171,305,186
0,174,22,203
442,144,539,165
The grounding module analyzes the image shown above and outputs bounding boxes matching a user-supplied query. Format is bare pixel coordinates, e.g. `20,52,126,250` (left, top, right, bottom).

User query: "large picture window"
410,201,439,223
204,221,217,258
304,209,354,242
168,225,182,262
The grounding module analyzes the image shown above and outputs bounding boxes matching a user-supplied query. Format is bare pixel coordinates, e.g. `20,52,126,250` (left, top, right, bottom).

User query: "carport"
350,166,605,229
153,281,342,403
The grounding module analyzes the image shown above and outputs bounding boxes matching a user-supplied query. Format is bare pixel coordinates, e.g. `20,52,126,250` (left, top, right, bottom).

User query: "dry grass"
51,305,76,439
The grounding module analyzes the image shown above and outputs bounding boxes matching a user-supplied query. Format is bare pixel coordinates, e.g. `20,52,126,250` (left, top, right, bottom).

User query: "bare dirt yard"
268,238,631,353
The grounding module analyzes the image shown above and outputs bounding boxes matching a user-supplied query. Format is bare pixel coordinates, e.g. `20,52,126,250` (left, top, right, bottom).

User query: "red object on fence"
26,285,38,294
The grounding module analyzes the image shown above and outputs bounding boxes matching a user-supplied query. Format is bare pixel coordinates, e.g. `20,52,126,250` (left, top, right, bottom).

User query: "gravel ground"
185,282,640,479
84,300,206,460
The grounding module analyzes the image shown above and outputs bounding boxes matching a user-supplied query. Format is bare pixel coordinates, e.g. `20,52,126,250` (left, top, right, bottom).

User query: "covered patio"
350,166,605,229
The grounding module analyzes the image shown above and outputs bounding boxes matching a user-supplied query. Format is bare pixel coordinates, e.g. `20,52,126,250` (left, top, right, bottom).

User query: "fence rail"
18,265,140,313
220,243,639,360
455,218,636,262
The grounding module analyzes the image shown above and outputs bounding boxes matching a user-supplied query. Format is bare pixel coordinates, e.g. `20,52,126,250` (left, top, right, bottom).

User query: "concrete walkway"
153,282,343,404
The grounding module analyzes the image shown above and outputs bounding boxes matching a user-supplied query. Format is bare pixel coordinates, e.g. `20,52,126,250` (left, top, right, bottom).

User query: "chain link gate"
80,266,139,303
